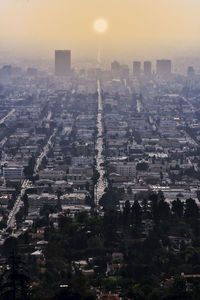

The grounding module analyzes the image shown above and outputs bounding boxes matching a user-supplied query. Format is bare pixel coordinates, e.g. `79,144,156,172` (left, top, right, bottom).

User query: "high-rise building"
187,66,195,77
156,60,171,78
111,61,121,78
2,65,12,76
120,64,129,79
133,61,141,77
143,61,152,77
55,50,71,76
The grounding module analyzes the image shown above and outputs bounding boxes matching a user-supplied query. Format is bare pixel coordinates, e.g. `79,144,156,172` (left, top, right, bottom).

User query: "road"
46,111,52,121
94,80,107,206
0,109,15,125
0,137,7,147
6,179,29,229
182,96,195,113
4,127,57,232
136,99,142,112
0,110,16,149
34,128,57,174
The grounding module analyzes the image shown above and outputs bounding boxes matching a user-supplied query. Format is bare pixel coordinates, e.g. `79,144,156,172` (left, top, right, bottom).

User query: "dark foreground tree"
172,198,184,218
0,251,30,300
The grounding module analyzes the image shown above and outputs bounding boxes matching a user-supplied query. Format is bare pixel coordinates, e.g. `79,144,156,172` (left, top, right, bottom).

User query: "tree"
158,199,170,220
99,187,121,210
2,237,18,258
41,156,48,168
56,189,63,212
40,204,56,218
85,195,93,207
150,193,160,225
184,198,199,223
123,200,131,226
85,181,90,191
197,190,200,202
131,200,142,229
127,186,132,195
58,215,72,233
92,169,100,186
150,193,170,223
124,284,145,300
184,245,200,264
172,275,186,297
23,155,36,180
136,162,149,171
172,198,184,218
0,252,30,300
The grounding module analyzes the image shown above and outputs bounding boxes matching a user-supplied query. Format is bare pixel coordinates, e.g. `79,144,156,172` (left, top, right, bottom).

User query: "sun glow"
93,18,108,33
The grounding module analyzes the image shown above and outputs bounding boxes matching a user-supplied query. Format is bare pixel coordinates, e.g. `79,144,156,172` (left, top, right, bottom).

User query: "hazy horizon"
1,0,200,61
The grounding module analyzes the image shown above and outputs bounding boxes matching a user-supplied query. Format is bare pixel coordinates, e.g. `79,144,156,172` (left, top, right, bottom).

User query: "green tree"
184,198,199,223
125,284,145,300
123,200,131,226
172,275,186,297
136,162,149,171
0,252,30,300
158,199,170,220
172,198,184,218
131,200,142,231
56,189,62,212
99,187,120,209
127,186,132,195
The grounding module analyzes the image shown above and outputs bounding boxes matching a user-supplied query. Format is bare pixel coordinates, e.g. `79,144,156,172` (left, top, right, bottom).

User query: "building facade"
133,61,141,77
143,61,152,77
55,50,71,76
156,60,171,78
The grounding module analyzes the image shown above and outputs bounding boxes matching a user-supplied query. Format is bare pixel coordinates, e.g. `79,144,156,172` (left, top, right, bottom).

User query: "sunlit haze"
94,18,108,34
1,1,200,299
0,0,200,61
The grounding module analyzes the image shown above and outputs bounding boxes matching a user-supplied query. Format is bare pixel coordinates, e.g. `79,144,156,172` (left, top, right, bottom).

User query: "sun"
94,18,108,34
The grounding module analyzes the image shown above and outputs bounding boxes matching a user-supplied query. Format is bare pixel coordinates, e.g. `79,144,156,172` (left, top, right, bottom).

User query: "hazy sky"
0,0,200,60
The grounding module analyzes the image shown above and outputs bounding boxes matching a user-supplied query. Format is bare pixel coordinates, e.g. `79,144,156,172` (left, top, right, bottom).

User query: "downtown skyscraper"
55,50,71,76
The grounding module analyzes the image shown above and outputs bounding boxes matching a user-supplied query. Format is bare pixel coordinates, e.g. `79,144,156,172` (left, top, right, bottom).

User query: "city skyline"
1,2,200,298
0,0,200,60
55,50,71,76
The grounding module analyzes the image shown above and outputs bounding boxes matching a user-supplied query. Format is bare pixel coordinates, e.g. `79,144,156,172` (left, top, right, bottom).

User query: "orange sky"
0,0,200,60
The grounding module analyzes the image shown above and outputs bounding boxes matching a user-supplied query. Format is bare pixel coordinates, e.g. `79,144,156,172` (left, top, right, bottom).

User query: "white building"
3,166,24,179
115,162,136,177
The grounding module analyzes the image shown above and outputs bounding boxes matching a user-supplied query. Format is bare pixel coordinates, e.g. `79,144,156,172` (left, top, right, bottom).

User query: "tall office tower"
120,64,129,79
111,61,121,78
55,50,71,76
187,66,195,77
133,61,141,77
156,60,171,78
2,65,12,76
143,61,152,77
